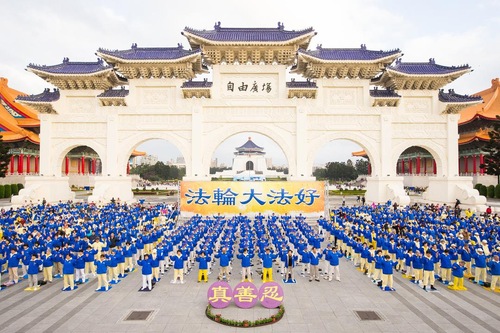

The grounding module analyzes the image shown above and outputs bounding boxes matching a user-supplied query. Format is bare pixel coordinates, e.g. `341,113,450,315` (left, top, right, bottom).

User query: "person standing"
284,249,298,282
422,250,437,291
259,248,277,282
237,248,254,282
487,255,500,292
94,254,109,291
196,251,209,283
138,253,153,290
309,247,322,282
27,254,42,290
215,247,231,282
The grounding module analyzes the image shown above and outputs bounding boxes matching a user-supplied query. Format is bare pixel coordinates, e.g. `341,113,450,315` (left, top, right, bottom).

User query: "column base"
422,176,486,210
365,176,410,206
88,176,134,204
12,176,75,205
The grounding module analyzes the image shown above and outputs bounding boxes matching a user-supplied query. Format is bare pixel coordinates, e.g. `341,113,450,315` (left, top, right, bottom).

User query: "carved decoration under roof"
286,79,317,99
181,79,212,98
182,22,316,65
292,45,402,79
97,87,129,106
372,58,472,90
370,88,401,107
96,44,206,79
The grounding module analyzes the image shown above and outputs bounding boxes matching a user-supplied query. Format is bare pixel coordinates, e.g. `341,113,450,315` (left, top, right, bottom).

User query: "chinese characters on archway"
226,81,272,93
180,181,325,215
207,281,284,309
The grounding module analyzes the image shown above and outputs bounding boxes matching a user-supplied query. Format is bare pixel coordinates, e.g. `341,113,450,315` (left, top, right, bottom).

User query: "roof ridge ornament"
360,44,367,50
214,21,221,30
177,43,183,49
429,58,435,64
277,22,284,30
63,57,69,64
316,44,322,50
131,43,137,49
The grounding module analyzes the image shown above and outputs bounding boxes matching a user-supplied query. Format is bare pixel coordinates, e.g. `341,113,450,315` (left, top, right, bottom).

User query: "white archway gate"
13,23,485,208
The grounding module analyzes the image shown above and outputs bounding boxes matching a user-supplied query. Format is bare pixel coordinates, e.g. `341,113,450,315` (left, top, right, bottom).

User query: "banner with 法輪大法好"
180,181,324,215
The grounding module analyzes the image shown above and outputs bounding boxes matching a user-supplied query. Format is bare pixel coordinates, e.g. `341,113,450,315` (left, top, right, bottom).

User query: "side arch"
51,139,106,177
117,132,191,177
392,140,446,176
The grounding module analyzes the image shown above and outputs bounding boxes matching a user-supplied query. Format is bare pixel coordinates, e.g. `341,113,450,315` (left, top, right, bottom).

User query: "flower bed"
205,304,285,327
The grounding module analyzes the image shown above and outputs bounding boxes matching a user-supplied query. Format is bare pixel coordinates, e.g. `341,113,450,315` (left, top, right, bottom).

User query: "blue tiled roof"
236,138,263,151
97,44,201,60
97,87,129,98
299,44,401,61
183,22,314,42
438,89,482,103
388,58,471,75
16,88,60,103
286,80,317,88
27,58,112,74
181,79,213,88
369,88,400,98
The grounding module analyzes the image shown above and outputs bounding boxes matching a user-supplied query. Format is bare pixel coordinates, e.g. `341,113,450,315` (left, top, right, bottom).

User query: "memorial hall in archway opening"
13,22,486,208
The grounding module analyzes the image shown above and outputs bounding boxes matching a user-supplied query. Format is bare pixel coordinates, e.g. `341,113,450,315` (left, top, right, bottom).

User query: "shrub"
487,185,495,198
479,185,487,196
495,184,500,199
11,183,19,196
474,183,482,191
0,185,4,198
17,183,24,191
4,185,12,198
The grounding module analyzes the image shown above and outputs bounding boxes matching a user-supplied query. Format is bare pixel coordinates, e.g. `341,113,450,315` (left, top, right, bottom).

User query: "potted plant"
243,320,249,327
215,314,221,322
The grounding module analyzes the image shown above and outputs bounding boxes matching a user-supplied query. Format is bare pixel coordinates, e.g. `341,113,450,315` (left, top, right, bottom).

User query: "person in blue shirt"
411,250,424,286
473,248,487,285
196,251,209,283
448,260,467,291
298,246,310,277
74,250,86,284
422,250,437,291
439,249,452,285
27,254,42,290
215,247,231,282
259,248,278,283
170,249,187,284
7,247,22,284
138,253,153,290
237,248,254,282
487,255,500,292
41,249,54,284
62,253,76,291
372,250,384,283
325,247,343,282
94,254,109,291
308,247,322,282
381,255,397,291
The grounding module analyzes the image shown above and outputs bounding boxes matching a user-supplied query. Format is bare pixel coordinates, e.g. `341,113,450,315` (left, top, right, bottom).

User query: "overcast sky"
2,0,499,167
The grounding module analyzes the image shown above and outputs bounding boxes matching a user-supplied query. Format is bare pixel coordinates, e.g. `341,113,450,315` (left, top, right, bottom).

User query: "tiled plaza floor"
0,252,498,333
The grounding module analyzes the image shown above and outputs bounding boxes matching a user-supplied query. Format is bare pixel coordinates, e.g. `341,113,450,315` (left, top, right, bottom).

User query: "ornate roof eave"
371,96,400,107
182,30,316,49
15,100,57,114
385,67,471,78
442,102,480,114
296,51,401,65
26,67,126,90
372,74,470,91
96,50,203,65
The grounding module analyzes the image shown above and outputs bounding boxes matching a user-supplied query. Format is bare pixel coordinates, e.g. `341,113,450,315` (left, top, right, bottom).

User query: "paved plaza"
0,231,499,333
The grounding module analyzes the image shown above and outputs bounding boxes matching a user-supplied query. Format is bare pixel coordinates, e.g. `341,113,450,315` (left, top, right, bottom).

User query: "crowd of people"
0,200,499,295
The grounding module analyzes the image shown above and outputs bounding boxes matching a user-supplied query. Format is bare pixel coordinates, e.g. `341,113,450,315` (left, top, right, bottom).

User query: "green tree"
0,135,11,178
355,159,369,175
4,184,11,198
480,115,500,176
487,185,495,198
130,162,185,181
324,161,358,182
0,185,4,198
495,184,500,199
11,183,19,196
